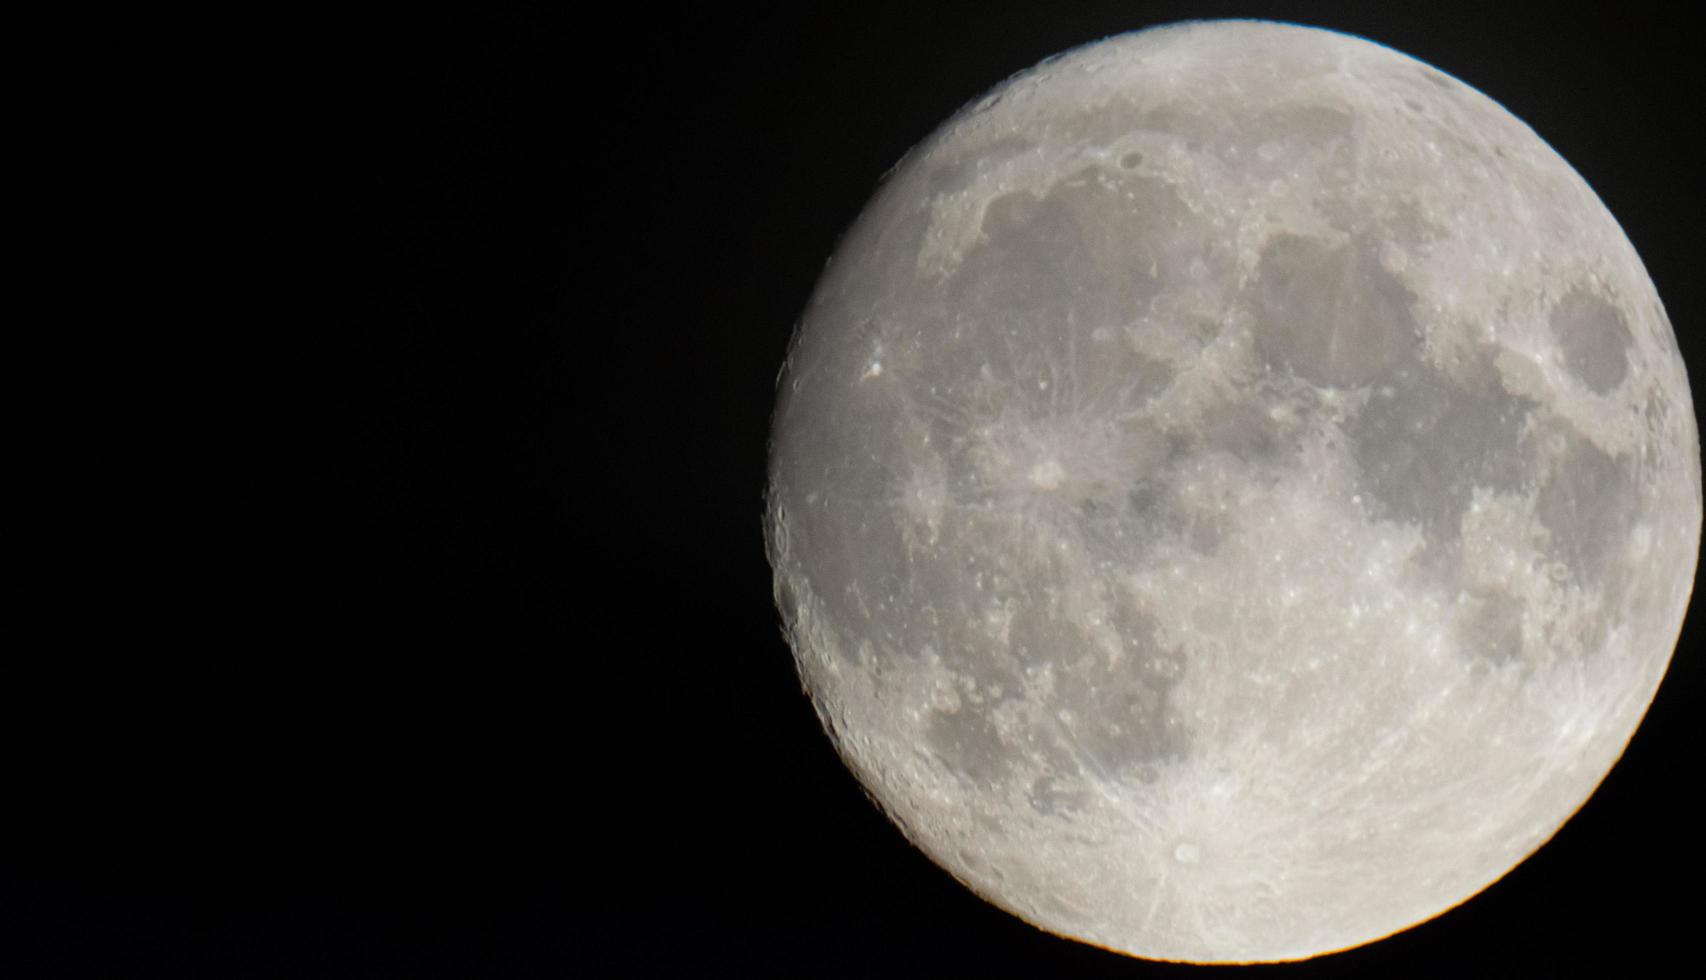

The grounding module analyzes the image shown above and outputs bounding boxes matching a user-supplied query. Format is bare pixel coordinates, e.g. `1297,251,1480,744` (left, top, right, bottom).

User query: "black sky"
5,3,1700,978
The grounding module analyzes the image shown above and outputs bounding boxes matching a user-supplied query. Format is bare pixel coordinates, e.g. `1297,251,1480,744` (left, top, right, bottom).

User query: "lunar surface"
764,21,1699,963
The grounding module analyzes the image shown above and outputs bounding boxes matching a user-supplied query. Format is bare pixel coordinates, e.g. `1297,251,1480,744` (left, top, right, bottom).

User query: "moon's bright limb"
764,20,1699,964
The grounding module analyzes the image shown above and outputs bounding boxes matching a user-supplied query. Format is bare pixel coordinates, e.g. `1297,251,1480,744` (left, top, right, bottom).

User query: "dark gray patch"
1193,397,1289,463
1056,669,1178,777
1119,151,1144,170
1534,426,1639,582
1003,592,1190,784
1348,352,1536,544
1458,589,1525,666
1119,472,1223,557
1114,351,1176,405
1249,234,1417,387
1549,287,1633,394
948,176,1163,335
1128,479,1167,521
1049,617,1189,781
770,488,908,667
926,705,1013,786
1421,68,1458,92
1076,488,1149,566
1252,104,1355,153
772,567,798,624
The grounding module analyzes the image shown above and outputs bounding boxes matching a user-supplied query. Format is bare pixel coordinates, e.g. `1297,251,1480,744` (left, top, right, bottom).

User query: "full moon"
763,21,1698,964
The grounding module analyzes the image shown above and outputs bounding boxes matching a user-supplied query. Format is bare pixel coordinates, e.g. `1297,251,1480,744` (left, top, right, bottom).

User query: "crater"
958,412,1169,526
1549,286,1632,394
1028,774,1093,816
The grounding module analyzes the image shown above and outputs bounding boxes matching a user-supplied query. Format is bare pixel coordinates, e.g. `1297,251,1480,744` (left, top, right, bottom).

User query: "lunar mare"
765,21,1699,964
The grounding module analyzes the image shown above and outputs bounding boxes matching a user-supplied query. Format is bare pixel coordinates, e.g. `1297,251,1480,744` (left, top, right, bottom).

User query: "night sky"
5,3,1699,977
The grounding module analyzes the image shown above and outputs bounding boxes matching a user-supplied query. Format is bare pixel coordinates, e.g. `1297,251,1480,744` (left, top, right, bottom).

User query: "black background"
5,3,1700,977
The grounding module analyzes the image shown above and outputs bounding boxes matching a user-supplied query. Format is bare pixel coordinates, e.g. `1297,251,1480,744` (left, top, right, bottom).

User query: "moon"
763,20,1699,964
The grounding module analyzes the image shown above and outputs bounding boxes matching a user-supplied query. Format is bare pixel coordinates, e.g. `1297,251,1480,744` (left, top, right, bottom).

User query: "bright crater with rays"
764,21,1699,963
